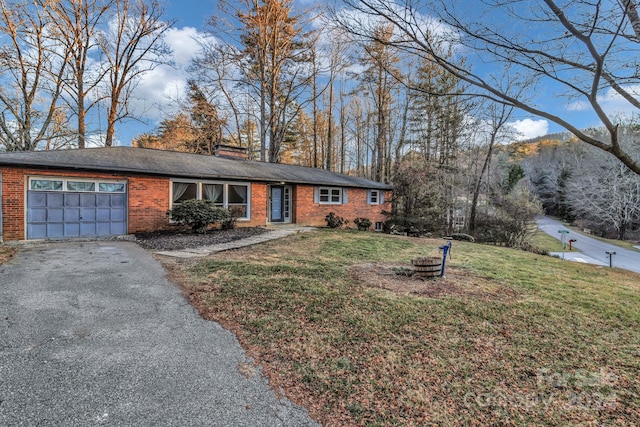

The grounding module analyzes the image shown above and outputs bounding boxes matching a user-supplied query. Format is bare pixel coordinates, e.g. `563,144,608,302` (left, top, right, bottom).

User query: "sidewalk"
155,226,315,258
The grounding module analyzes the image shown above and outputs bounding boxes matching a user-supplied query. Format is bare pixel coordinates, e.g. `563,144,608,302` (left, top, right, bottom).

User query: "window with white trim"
368,189,380,205
29,177,126,193
171,180,251,220
319,187,343,204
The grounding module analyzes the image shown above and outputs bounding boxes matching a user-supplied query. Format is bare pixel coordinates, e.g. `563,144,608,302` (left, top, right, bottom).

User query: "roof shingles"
0,147,392,190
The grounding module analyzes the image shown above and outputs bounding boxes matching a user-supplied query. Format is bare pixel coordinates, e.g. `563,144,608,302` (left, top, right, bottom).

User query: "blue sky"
116,0,635,146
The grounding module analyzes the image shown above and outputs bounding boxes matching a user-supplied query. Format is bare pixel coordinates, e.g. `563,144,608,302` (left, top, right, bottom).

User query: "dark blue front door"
270,186,284,222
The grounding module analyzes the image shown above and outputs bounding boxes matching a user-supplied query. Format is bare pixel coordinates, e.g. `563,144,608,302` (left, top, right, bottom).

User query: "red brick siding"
1,168,26,241
248,183,268,227
293,185,391,227
128,176,171,233
0,167,175,240
1,166,392,240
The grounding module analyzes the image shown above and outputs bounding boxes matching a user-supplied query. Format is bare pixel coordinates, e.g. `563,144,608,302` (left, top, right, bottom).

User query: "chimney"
214,144,248,160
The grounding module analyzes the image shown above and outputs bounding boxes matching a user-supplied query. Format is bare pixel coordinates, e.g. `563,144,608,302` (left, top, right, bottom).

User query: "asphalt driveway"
0,241,319,426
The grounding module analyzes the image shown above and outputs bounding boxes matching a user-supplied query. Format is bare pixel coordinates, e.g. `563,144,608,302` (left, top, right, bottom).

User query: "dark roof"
0,147,392,190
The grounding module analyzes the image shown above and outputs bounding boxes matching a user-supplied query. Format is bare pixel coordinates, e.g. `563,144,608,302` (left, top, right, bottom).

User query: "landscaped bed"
161,229,640,426
135,226,271,251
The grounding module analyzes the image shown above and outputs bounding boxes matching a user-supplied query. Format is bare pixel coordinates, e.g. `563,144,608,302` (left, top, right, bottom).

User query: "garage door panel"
111,208,125,221
96,194,111,207
64,193,80,207
110,222,126,235
28,208,47,222
28,223,47,239
96,208,111,221
28,192,47,207
27,185,127,240
81,208,96,221
47,208,64,222
80,194,96,206
111,195,125,207
65,208,80,221
96,222,112,235
64,223,80,236
46,223,64,238
80,222,96,235
47,193,64,207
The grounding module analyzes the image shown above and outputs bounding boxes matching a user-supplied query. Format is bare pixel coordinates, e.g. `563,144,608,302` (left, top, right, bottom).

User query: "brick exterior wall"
1,166,391,240
128,176,171,234
293,185,391,228
0,167,175,241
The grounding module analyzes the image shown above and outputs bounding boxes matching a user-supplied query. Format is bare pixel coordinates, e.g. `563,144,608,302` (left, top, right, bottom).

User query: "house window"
172,182,198,204
369,190,380,205
374,222,384,232
99,182,126,193
202,184,224,207
228,184,249,218
171,180,251,220
30,179,63,191
29,177,125,192
319,187,343,204
67,181,96,192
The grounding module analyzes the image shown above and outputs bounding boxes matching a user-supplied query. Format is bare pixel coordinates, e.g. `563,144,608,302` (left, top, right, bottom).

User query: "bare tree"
468,103,515,234
337,0,640,176
46,0,114,149
0,0,72,151
190,42,245,147
357,23,400,181
567,146,640,239
95,0,171,147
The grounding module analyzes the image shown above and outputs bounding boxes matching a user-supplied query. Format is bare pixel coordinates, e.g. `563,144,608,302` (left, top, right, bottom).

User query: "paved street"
0,241,319,426
537,217,640,274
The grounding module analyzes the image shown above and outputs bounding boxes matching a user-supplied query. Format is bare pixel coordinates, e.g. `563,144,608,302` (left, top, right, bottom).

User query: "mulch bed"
134,227,272,251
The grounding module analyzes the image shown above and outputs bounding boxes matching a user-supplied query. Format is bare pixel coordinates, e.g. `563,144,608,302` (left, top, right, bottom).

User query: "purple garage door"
27,191,127,239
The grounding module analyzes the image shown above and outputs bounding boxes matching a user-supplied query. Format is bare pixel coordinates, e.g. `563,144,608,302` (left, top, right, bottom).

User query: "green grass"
181,229,640,426
529,229,567,252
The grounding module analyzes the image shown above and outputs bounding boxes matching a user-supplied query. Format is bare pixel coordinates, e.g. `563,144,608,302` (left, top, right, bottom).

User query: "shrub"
473,185,543,247
167,199,230,233
325,212,348,229
451,233,475,242
353,217,372,231
221,206,245,230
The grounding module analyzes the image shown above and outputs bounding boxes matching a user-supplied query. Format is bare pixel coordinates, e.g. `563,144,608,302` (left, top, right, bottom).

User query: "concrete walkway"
155,227,315,258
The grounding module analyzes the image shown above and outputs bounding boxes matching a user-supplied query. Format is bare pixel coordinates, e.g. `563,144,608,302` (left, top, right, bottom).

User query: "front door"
271,186,284,222
270,185,291,223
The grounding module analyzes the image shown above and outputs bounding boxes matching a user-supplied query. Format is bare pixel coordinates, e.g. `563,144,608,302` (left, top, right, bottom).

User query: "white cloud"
130,26,217,121
165,26,215,66
509,118,549,140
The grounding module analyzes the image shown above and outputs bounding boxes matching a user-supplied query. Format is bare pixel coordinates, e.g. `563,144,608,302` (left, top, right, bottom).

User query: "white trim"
28,176,127,193
368,189,381,205
318,186,343,205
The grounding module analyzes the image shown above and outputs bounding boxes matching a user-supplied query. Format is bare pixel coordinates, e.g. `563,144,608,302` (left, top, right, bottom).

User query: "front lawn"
171,229,640,426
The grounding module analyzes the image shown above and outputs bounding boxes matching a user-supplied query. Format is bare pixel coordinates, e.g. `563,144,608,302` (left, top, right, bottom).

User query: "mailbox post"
558,230,570,259
605,251,616,268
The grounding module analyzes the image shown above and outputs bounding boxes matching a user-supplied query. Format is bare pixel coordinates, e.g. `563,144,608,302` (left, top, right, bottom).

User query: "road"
537,217,640,274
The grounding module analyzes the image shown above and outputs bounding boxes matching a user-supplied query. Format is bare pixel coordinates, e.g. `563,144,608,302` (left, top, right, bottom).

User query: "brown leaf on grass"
0,246,16,265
